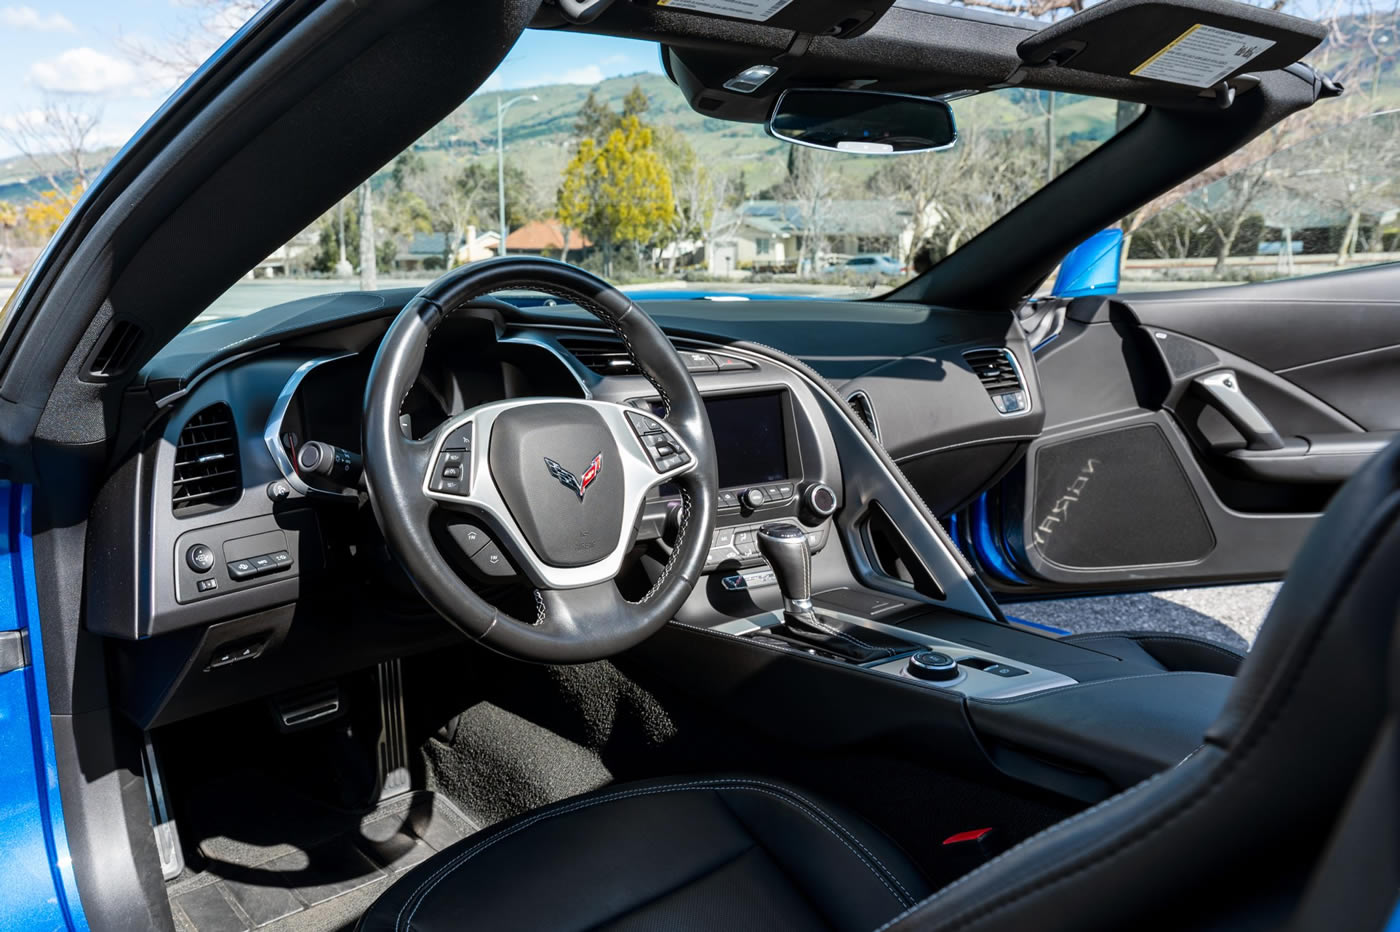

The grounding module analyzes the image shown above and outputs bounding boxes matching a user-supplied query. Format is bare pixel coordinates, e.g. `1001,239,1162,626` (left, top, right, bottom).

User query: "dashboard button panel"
707,520,830,571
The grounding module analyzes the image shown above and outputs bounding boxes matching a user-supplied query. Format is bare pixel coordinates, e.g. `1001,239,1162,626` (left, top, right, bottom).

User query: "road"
1008,583,1279,651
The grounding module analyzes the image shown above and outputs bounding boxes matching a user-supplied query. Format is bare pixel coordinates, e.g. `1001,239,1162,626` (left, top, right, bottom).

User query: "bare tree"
785,147,842,273
0,99,104,207
118,0,264,88
358,182,378,290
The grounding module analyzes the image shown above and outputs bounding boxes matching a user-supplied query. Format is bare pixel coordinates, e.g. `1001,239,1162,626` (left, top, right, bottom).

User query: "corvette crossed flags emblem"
544,453,603,502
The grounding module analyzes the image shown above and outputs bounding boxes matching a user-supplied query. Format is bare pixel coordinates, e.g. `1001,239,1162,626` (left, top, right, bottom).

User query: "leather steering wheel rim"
363,257,717,663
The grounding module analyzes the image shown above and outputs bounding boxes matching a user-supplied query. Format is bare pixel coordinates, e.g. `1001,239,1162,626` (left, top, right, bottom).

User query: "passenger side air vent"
559,338,641,377
847,390,881,442
962,348,1028,415
172,404,241,514
82,318,146,381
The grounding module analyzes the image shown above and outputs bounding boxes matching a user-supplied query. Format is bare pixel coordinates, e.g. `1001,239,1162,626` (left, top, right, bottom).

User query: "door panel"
962,263,1400,596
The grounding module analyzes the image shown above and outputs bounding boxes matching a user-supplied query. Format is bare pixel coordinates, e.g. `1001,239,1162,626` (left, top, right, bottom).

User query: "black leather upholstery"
357,776,930,932
1060,630,1246,676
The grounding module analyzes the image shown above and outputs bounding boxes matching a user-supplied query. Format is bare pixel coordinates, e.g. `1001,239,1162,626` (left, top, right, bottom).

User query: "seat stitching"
576,841,759,932
798,613,895,654
393,779,913,930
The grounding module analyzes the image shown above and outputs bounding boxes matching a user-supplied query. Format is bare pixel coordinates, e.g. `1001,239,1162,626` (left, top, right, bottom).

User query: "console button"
985,663,1029,678
196,578,218,593
679,351,718,372
710,353,754,371
267,551,293,571
713,527,734,547
228,559,258,581
250,554,276,574
762,484,784,501
718,490,739,509
186,544,216,573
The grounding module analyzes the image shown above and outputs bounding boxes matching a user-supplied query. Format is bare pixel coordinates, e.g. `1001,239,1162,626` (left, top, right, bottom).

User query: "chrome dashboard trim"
263,352,358,501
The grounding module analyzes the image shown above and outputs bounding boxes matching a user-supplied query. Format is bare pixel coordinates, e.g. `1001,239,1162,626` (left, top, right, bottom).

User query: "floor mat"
167,790,474,932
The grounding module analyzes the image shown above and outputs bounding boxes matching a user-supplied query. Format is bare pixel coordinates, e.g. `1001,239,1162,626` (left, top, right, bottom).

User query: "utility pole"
335,198,352,278
497,93,538,257
359,182,377,290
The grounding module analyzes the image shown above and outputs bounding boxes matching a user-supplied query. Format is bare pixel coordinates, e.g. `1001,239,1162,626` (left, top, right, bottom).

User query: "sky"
0,1,664,159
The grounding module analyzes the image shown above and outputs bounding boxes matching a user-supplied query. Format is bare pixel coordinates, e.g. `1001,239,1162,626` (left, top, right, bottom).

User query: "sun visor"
638,0,896,39
1017,0,1327,89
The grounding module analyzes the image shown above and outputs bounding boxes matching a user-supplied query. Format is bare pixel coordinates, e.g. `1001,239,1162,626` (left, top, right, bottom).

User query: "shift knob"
757,523,812,615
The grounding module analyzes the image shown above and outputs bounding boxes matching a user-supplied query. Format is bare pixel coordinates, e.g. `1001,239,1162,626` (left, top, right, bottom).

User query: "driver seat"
360,435,1400,932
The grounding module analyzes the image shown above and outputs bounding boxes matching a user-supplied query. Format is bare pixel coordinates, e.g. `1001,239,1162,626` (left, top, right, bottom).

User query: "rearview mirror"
767,89,957,155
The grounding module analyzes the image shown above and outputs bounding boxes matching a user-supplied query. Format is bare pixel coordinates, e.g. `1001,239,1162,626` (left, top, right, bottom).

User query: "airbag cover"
489,403,623,567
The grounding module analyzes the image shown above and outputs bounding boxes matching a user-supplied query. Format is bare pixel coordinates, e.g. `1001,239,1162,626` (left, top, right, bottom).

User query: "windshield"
172,33,1123,325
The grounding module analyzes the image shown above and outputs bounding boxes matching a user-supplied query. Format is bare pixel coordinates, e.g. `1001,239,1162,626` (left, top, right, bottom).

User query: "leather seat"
358,776,931,931
362,436,1400,931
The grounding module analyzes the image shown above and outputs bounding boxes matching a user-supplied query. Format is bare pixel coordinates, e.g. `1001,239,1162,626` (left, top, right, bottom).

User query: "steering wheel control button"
443,424,474,451
186,544,216,573
228,559,258,581
907,650,961,682
625,411,665,435
633,421,690,474
470,541,514,577
447,522,490,557
432,452,471,494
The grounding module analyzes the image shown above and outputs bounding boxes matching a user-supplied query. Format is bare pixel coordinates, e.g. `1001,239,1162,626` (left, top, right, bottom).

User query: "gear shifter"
756,523,815,620
756,523,909,663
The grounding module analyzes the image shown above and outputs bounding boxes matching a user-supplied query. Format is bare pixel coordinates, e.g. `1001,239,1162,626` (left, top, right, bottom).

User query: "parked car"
823,253,906,276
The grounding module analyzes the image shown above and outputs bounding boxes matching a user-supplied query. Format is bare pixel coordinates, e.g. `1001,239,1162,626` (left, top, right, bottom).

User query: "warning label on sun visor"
1131,24,1276,88
655,0,794,22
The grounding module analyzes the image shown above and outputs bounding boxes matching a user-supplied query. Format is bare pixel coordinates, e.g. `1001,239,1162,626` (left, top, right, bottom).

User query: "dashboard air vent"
847,390,881,442
559,338,641,377
962,348,1028,415
172,404,241,514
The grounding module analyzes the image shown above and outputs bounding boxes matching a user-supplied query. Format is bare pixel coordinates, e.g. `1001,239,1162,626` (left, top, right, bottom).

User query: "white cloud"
540,65,605,85
0,5,76,31
600,53,631,66
28,47,139,95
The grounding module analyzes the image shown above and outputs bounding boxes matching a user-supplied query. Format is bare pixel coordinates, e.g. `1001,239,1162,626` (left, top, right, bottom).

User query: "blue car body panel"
1051,229,1123,298
0,483,89,932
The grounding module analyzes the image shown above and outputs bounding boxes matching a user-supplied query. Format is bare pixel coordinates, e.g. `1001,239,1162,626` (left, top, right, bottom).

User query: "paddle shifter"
756,523,816,621
756,522,912,663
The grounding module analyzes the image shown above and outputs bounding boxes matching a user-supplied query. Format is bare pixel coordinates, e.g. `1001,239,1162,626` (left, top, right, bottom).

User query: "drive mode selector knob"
907,650,959,682
803,482,838,519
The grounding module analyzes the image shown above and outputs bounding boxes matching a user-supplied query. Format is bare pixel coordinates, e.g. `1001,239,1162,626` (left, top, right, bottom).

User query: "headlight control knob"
186,544,216,573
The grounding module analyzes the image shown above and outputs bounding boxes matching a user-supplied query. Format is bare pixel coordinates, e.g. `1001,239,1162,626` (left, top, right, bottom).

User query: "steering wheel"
363,257,718,663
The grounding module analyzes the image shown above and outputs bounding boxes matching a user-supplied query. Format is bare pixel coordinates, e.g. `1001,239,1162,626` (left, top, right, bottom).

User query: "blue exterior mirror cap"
1052,228,1123,298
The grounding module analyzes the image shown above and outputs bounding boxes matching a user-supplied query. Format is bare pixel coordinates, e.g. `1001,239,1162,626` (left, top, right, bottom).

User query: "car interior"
2,0,1399,930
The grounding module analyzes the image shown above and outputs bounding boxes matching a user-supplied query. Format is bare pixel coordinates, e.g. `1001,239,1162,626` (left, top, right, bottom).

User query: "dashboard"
90,290,1042,728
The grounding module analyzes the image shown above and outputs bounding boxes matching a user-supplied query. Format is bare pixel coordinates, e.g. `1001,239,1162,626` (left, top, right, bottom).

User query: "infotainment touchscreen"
705,392,789,488
650,390,790,491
